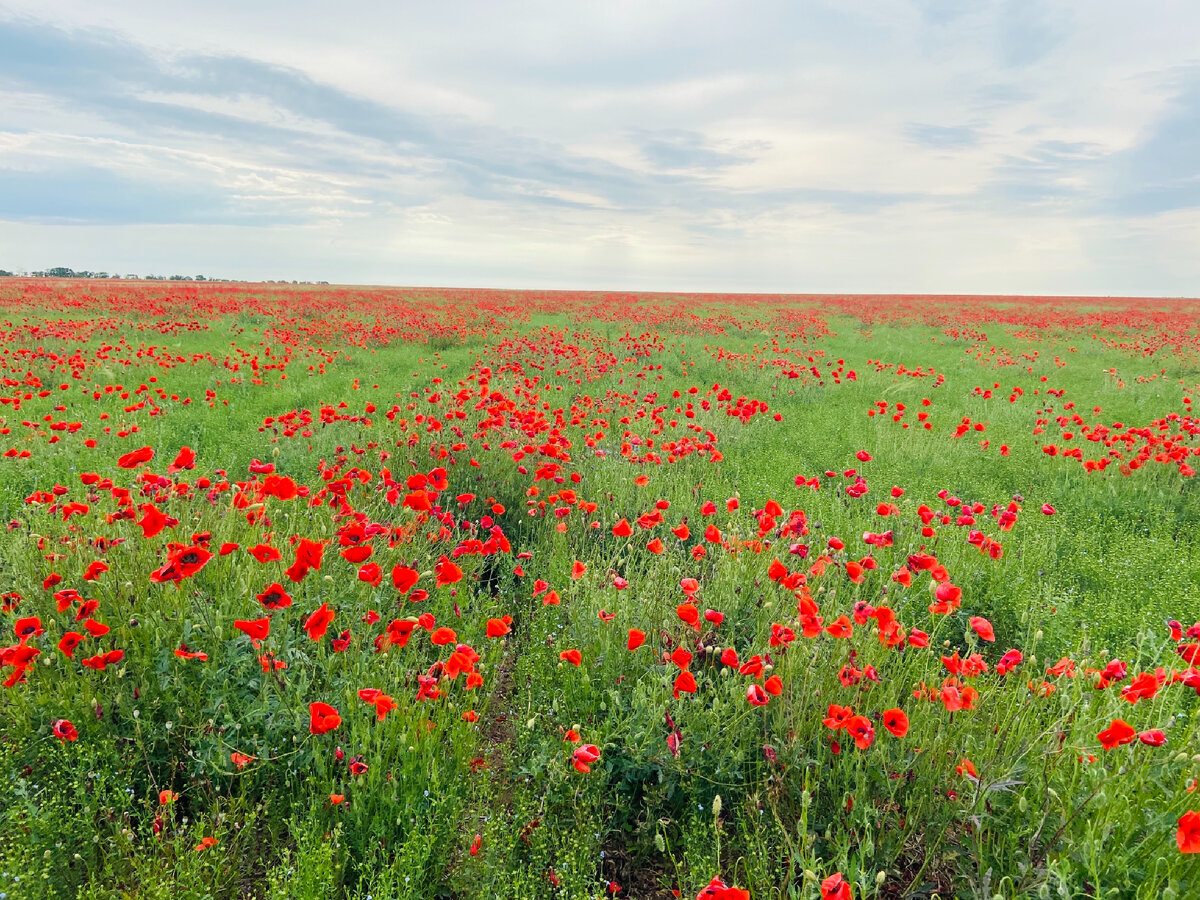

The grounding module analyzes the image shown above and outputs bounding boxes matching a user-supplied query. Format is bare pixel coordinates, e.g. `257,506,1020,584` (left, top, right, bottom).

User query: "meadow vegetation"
0,280,1197,899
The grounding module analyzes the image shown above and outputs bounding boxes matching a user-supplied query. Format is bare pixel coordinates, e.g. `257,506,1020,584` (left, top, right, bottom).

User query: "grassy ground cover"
0,280,1197,899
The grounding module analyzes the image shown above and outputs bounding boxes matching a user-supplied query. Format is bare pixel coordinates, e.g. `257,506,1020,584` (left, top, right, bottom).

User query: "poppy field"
0,279,1198,900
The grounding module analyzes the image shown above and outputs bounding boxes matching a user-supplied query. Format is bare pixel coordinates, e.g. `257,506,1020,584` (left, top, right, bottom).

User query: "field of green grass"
0,280,1197,899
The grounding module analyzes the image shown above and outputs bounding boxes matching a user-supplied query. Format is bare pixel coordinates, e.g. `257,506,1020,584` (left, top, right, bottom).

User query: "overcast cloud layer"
1,1,1198,294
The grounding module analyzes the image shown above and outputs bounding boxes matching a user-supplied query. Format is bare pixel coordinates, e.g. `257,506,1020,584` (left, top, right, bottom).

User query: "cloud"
904,123,981,149
0,4,1198,294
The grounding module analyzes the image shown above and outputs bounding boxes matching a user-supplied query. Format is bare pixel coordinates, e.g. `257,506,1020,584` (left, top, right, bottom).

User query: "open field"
0,279,1197,899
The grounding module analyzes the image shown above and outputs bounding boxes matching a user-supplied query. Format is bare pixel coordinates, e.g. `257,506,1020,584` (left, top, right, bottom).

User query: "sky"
1,1,1198,294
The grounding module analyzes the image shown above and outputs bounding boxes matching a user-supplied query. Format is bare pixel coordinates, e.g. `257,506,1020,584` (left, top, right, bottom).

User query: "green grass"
0,282,1197,899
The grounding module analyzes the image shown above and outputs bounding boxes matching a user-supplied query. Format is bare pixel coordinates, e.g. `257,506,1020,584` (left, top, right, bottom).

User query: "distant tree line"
0,268,327,284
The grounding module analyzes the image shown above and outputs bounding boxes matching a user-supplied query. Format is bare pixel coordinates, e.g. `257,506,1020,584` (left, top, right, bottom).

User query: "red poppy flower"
304,603,335,641
1179,810,1200,853
256,583,292,610
52,718,78,742
486,617,511,638
230,751,254,769
149,545,213,584
430,626,458,645
168,446,195,473
392,565,420,594
673,670,697,698
882,708,909,738
80,649,125,670
1097,718,1136,750
560,648,582,666
58,631,85,658
285,538,325,582
117,446,154,468
309,701,341,735
571,743,601,773
435,555,463,587
234,617,270,642
696,876,750,900
845,715,875,750
969,616,995,642
820,872,851,900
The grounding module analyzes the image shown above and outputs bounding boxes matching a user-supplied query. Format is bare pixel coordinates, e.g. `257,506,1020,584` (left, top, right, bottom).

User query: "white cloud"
0,1,1198,293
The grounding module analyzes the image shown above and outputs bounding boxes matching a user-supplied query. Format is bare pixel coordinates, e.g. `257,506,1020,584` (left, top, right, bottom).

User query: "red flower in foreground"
696,876,750,899
303,603,335,641
882,708,909,738
117,446,154,468
52,719,78,742
149,545,213,584
820,872,852,900
969,616,995,642
233,617,270,643
1179,810,1200,853
309,701,341,735
1097,718,1136,750
572,743,601,773
560,648,582,666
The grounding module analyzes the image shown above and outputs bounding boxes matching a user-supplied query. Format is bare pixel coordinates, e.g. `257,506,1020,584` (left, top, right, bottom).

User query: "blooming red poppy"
1179,810,1200,853
149,545,212,584
746,683,769,706
1138,729,1167,747
826,615,852,639
969,616,996,642
435,555,463,587
845,715,875,749
627,629,646,650
137,504,170,539
82,618,109,638
882,708,909,738
285,538,324,582
234,617,270,642
80,649,125,670
392,565,420,594
117,446,154,468
571,561,587,580
1097,718,1136,750
1121,671,1160,703
820,872,851,900
53,718,78,742
995,649,1023,675
58,631,85,658
256,583,292,610
309,701,341,735
304,603,335,641
571,743,600,773
168,446,195,473
486,617,511,638
560,648,582,666
696,876,750,900
430,626,458,645
673,670,697,698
